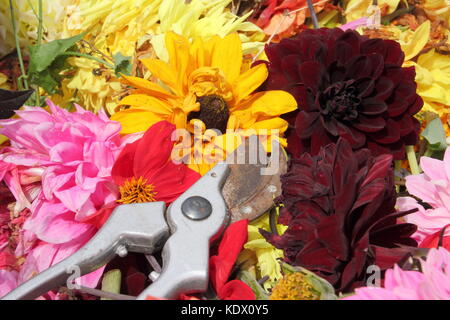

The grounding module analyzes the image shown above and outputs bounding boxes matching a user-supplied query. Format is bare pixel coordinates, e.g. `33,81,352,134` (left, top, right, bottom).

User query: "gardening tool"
2,138,286,300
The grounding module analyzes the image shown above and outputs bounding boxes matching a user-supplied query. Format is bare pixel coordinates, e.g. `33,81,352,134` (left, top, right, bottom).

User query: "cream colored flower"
344,0,400,22
0,0,72,57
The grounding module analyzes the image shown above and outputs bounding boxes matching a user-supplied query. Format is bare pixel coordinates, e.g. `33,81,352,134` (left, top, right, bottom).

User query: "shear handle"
2,202,169,300
137,163,229,299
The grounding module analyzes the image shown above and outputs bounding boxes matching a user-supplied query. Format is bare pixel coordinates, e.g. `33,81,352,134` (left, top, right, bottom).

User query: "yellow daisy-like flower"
111,32,297,174
237,212,287,290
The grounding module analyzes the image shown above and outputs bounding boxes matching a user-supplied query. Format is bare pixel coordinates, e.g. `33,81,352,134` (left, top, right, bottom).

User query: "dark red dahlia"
261,28,423,159
261,139,418,293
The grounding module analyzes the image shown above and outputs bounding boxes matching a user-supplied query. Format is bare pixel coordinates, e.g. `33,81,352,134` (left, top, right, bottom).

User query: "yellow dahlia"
151,0,265,61
51,57,123,114
405,49,450,116
111,32,297,174
420,0,450,24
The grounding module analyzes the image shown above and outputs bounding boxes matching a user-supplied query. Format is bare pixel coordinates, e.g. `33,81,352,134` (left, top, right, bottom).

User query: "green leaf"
28,33,86,95
113,52,132,77
28,32,86,74
238,271,270,300
422,118,447,151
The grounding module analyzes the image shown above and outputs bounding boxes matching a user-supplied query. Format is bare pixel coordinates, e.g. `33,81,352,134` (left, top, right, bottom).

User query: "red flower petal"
133,121,176,178
218,280,255,300
209,220,248,294
81,201,118,229
420,224,450,250
111,139,139,186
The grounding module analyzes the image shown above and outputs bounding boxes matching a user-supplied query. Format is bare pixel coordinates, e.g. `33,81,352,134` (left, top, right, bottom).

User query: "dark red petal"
353,115,386,133
360,98,387,115
295,111,320,138
320,116,339,136
355,78,375,98
281,54,301,83
336,122,366,148
373,77,394,100
368,119,401,144
298,61,325,92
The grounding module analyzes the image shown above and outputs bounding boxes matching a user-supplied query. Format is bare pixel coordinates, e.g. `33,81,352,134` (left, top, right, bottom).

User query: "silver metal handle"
137,163,229,299
2,202,169,300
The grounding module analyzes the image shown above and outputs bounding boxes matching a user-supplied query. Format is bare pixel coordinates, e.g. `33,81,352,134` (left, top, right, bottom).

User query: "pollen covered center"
188,94,230,133
117,176,157,204
270,273,320,300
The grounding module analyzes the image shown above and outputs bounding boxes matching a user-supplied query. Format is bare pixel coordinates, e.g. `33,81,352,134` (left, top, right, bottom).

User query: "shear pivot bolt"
181,196,212,220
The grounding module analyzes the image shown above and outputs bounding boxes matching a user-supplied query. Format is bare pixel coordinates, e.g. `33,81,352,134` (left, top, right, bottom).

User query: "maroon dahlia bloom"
261,139,417,293
261,28,423,159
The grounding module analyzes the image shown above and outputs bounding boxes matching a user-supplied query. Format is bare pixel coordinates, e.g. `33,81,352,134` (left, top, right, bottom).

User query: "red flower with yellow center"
111,121,201,205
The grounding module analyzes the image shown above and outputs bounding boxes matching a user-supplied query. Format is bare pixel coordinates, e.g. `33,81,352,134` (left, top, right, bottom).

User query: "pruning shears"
2,139,286,300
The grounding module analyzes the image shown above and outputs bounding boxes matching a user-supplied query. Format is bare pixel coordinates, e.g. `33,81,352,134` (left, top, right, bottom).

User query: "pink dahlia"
0,100,125,297
344,248,450,300
396,148,450,245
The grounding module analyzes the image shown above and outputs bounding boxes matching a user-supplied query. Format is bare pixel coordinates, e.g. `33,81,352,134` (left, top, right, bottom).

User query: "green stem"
60,51,115,69
35,0,43,106
423,148,434,158
9,0,28,90
36,0,43,46
394,160,401,193
406,145,421,175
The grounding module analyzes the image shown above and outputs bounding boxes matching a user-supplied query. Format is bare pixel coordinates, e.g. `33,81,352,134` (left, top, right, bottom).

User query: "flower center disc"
270,273,320,300
188,94,230,133
117,176,157,204
319,80,361,121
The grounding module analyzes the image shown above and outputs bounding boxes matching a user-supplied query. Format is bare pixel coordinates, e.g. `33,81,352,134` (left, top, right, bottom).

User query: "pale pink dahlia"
396,148,450,244
0,100,125,297
344,248,450,300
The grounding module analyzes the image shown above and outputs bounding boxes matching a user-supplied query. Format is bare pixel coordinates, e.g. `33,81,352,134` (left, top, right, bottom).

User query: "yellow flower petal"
111,109,163,134
165,31,191,90
119,94,174,115
140,58,183,96
247,91,298,117
211,33,242,83
233,63,268,103
121,75,174,99
250,118,290,136
402,20,431,61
